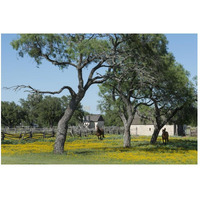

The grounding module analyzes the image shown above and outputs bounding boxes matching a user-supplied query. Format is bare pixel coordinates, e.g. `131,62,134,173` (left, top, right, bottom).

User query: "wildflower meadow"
1,134,197,164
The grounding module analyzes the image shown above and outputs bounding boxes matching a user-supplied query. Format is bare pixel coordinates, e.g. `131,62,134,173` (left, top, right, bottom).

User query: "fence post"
51,127,55,137
79,129,82,137
29,131,32,138
43,131,46,138
19,132,23,139
70,128,74,137
117,128,120,135
52,130,55,137
1,132,5,141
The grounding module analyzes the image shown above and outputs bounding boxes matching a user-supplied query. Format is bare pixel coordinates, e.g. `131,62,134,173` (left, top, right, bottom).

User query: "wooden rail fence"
1,128,56,141
1,126,124,141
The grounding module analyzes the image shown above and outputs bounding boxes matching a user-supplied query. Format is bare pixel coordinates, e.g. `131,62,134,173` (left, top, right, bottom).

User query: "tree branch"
84,60,111,89
88,60,106,79
42,54,77,68
162,103,185,127
77,68,84,90
136,110,155,124
4,85,77,97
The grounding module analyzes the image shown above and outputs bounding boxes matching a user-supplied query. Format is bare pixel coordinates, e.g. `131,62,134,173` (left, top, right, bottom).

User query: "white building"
130,113,179,136
83,114,104,130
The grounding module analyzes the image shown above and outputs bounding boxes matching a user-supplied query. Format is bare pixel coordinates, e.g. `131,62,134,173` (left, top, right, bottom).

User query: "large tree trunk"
177,125,185,136
54,106,75,154
123,124,132,147
150,126,162,144
121,115,133,148
54,93,84,154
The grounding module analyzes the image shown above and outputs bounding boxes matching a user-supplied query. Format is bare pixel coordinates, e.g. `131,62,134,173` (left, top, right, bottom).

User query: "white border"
1,1,199,200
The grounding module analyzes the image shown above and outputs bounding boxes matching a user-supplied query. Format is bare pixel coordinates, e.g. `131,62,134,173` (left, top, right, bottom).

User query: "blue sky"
165,34,197,78
1,34,197,114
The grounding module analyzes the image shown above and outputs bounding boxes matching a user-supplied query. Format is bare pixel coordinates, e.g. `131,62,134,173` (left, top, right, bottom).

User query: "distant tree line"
1,94,86,128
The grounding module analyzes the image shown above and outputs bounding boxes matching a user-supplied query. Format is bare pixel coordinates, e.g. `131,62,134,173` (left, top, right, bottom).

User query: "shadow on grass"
166,139,197,150
71,139,198,154
73,150,95,155
133,139,197,152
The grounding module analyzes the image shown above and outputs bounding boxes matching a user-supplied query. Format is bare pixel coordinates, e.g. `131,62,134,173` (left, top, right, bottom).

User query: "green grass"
1,135,198,164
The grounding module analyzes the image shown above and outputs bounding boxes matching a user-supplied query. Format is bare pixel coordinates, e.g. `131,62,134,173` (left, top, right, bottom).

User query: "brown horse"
96,126,105,140
162,128,169,145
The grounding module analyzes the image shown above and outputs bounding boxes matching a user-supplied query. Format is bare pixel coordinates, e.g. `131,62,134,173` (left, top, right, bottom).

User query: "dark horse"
162,128,169,145
96,126,105,140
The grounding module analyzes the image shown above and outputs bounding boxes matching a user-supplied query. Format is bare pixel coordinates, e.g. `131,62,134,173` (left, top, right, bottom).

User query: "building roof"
131,112,174,126
131,112,154,125
84,114,104,122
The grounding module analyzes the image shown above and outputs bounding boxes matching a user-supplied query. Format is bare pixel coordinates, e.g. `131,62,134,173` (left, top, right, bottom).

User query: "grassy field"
1,134,198,164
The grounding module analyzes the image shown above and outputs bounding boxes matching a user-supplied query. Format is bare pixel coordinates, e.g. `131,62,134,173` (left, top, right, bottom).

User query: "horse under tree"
162,128,169,145
96,126,105,140
9,34,126,154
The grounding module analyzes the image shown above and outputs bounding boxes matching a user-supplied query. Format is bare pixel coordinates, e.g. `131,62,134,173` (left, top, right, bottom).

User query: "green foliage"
98,34,170,125
37,96,63,127
10,34,111,69
102,113,123,126
98,34,196,130
60,96,85,126
149,59,196,125
1,101,24,127
172,103,197,126
1,94,85,127
9,34,197,129
19,94,43,126
137,58,196,128
98,84,123,126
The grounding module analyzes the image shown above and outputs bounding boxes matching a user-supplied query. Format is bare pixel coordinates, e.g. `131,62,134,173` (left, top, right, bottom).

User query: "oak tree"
98,34,169,147
10,34,121,154
147,61,196,143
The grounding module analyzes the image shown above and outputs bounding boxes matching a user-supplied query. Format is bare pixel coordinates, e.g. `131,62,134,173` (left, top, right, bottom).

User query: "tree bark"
54,93,84,154
150,126,161,144
178,125,185,136
123,124,132,147
121,114,133,147
150,101,163,144
54,107,74,154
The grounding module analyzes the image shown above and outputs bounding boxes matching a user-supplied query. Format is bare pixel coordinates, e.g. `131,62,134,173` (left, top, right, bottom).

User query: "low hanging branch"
4,85,77,97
